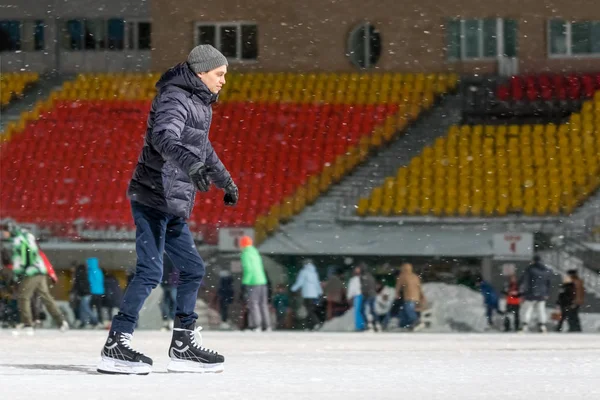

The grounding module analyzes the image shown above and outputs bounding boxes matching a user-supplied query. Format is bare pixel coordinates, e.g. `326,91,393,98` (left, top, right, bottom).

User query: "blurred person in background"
29,251,58,328
98,44,235,374
102,270,123,328
240,236,271,332
323,267,346,320
87,257,105,327
291,258,323,331
2,223,68,335
359,265,378,332
67,263,80,323
346,265,363,331
374,280,396,331
216,268,234,330
477,276,502,330
518,255,552,333
272,283,290,329
555,274,575,332
502,273,521,332
1,248,19,328
395,263,424,330
567,269,584,332
71,263,97,328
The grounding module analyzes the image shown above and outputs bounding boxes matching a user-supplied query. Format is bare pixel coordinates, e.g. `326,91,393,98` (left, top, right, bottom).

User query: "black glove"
189,162,211,192
223,180,239,206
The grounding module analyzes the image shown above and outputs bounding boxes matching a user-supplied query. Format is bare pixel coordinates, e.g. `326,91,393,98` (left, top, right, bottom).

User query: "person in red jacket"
40,251,58,285
502,274,521,332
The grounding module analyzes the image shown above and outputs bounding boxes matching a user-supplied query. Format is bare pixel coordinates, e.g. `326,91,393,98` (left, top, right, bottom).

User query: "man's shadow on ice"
1,364,169,375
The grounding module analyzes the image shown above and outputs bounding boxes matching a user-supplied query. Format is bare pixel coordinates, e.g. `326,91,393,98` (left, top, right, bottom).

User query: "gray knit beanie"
187,45,228,73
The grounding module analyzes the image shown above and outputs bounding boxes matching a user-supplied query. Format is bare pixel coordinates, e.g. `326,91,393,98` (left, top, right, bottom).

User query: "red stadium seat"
0,99,399,242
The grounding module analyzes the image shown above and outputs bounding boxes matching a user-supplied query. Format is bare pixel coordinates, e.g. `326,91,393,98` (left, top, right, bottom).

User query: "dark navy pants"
111,201,205,334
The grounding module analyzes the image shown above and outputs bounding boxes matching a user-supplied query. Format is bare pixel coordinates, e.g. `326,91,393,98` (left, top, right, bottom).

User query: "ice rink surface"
0,329,599,400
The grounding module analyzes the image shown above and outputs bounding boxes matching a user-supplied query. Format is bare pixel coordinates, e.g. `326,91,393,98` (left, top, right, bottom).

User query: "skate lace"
189,326,218,355
120,333,143,355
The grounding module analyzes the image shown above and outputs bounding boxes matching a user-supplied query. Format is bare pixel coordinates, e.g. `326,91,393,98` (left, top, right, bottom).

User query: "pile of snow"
321,282,600,333
422,282,489,333
319,307,357,332
580,313,600,332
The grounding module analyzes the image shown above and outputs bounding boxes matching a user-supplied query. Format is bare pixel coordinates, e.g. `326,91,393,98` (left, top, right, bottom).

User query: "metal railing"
584,212,600,243
541,249,600,299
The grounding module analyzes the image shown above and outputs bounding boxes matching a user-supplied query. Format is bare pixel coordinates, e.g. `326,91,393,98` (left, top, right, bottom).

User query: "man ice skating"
97,44,238,375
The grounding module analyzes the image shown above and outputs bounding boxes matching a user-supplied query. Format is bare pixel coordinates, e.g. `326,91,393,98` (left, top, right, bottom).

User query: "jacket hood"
155,62,217,105
530,262,548,272
304,263,317,273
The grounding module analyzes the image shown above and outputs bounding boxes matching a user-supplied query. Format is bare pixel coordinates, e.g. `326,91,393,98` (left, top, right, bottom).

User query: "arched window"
347,22,381,69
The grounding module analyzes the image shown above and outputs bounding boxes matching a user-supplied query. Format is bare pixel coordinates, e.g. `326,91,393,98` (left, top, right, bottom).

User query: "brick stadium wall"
151,0,600,74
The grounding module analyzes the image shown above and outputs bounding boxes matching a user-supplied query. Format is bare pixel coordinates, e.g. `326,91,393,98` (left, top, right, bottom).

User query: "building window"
447,18,517,60
34,20,44,50
84,19,106,50
62,18,150,51
196,22,258,61
107,18,124,50
548,20,600,56
0,20,22,52
127,21,151,50
137,22,152,50
0,20,45,52
347,22,381,69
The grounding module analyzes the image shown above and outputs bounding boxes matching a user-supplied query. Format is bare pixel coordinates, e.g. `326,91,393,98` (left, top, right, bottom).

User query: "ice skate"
412,321,426,332
59,320,69,332
219,321,231,330
97,331,153,375
167,318,224,374
12,325,34,336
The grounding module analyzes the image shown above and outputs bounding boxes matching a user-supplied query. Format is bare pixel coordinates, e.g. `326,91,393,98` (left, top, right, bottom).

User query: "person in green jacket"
2,222,68,334
240,236,271,331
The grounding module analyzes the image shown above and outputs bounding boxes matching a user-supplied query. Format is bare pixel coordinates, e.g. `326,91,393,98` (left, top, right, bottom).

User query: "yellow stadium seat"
280,198,294,222
368,187,383,215
254,216,267,244
356,198,369,217
293,186,307,214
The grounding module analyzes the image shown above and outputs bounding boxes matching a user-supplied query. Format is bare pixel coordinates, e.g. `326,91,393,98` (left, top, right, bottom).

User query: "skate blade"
97,356,152,375
96,368,150,376
167,358,224,374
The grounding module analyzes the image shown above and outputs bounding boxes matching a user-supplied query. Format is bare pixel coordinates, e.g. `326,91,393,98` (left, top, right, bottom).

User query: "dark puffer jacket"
127,62,231,219
518,261,553,301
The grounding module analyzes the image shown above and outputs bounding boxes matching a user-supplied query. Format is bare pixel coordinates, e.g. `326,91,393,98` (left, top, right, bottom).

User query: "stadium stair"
540,246,600,313
0,73,69,132
280,92,464,227
0,72,39,109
